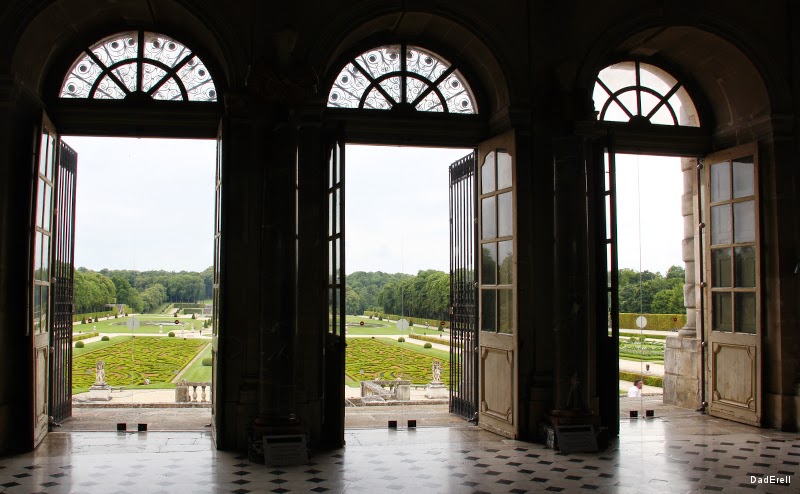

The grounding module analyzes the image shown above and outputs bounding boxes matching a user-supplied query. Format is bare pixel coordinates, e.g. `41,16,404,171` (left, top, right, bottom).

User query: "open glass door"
703,143,761,426
323,137,345,445
591,140,620,435
30,114,59,447
50,134,78,427
449,152,478,420
211,121,224,445
477,131,518,438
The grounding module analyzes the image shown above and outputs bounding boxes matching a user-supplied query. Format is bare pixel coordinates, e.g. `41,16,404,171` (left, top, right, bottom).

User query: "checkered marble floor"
0,414,797,493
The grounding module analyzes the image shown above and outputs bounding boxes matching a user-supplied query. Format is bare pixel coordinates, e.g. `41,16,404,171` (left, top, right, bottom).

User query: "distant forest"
346,265,686,320
74,267,212,314
75,264,686,319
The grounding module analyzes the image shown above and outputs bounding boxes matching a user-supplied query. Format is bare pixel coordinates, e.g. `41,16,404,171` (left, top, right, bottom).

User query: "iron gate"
449,152,478,420
50,140,77,424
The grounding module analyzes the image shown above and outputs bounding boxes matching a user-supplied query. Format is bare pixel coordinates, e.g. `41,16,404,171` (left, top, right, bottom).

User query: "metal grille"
50,140,78,424
449,152,478,420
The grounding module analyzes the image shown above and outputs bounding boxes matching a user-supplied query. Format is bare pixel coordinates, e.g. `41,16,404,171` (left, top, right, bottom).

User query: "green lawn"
342,315,448,336
72,336,207,392
179,344,212,382
74,314,210,335
345,337,450,386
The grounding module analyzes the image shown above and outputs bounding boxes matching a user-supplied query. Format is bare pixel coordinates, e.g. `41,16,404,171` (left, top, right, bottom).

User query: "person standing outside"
627,379,643,398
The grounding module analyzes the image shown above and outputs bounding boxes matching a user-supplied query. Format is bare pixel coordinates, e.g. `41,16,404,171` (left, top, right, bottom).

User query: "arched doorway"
579,25,786,431
20,21,226,448
310,14,521,444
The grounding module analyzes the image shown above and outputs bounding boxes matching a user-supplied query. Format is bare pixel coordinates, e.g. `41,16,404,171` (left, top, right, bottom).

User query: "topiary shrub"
424,342,432,349
101,335,110,341
408,321,414,327
75,341,84,348
202,357,212,366
81,317,86,324
168,331,175,337
398,337,405,342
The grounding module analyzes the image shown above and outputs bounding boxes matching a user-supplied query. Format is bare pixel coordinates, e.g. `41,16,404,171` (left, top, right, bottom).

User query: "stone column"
663,157,702,408
551,137,589,411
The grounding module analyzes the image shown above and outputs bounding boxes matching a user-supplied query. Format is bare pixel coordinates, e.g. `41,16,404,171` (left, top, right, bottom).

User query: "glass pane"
34,232,43,281
735,292,757,334
38,131,50,175
497,192,513,238
732,156,754,198
498,240,513,285
710,161,730,202
41,234,50,281
36,180,45,228
481,243,497,285
712,292,732,332
328,149,334,188
481,196,496,239
711,248,732,288
40,285,49,333
733,200,755,243
42,184,52,231
335,188,341,234
603,99,629,122
328,241,334,285
497,151,512,189
605,194,612,238
481,289,496,332
335,237,341,284
481,151,495,194
329,192,335,235
498,289,514,334
734,246,756,288
335,143,341,184
32,286,41,333
711,204,731,245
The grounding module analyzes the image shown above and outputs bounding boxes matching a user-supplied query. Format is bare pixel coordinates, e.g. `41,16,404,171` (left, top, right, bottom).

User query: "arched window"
327,44,477,114
593,61,698,126
60,31,217,102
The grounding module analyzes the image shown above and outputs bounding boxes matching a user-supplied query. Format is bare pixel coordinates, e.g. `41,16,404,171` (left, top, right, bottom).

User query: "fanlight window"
328,44,477,114
593,61,698,126
60,31,217,102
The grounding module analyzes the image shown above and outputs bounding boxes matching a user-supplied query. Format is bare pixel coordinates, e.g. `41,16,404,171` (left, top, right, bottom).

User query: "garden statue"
95,360,106,385
432,359,441,383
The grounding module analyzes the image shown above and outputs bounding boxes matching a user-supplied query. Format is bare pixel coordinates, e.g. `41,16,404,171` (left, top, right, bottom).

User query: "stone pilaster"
664,157,702,409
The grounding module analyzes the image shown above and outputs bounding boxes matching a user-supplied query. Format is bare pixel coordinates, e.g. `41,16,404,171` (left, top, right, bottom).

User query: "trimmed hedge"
345,338,450,385
409,334,452,346
201,357,212,366
72,337,207,388
364,311,450,329
73,331,99,342
74,341,84,348
619,370,663,388
619,313,685,331
101,335,110,341
173,303,203,309
182,308,203,315
73,311,117,323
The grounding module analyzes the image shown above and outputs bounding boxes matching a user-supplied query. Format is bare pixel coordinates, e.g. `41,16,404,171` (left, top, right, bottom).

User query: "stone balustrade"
175,380,212,403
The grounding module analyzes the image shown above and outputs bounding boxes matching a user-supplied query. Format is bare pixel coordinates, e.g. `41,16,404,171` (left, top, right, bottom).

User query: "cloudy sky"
63,136,216,272
62,138,683,276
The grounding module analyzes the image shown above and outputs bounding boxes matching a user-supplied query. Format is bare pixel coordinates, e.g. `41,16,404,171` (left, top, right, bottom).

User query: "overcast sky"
62,138,683,276
63,136,216,272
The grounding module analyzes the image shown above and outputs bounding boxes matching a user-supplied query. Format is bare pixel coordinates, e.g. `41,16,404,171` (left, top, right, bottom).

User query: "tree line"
618,265,685,314
345,265,686,321
346,270,450,320
74,267,213,314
